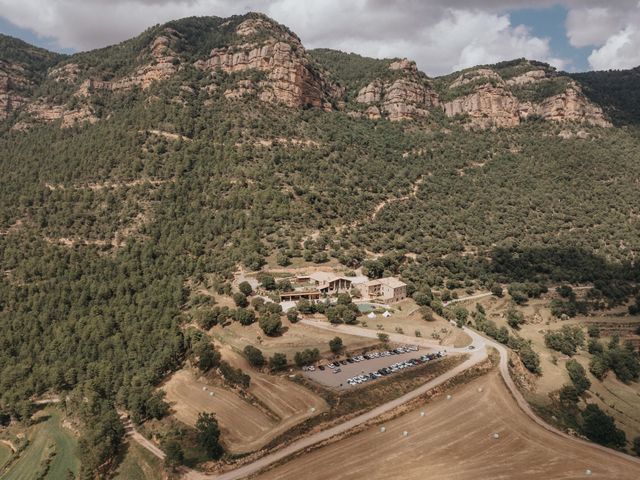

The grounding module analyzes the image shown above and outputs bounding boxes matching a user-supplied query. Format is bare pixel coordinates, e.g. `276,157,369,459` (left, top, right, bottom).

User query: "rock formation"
196,18,340,109
443,68,611,128
354,60,439,121
533,85,610,127
0,61,30,121
443,84,520,128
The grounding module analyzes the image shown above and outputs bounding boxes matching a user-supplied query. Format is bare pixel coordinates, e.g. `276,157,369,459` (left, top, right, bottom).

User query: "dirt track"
163,352,326,454
256,372,640,480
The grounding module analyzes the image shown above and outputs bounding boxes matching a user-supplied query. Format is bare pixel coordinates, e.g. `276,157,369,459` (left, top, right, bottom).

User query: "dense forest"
2,12,640,475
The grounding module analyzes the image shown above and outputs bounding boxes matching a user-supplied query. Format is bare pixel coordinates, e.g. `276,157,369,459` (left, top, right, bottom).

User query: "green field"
1,409,79,480
113,442,163,480
0,444,11,470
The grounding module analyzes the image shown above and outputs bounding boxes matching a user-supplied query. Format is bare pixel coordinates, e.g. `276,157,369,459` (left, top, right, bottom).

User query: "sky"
1,1,639,76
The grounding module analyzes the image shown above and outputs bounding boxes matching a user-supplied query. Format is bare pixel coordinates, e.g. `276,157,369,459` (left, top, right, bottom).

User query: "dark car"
318,365,325,371
347,358,355,363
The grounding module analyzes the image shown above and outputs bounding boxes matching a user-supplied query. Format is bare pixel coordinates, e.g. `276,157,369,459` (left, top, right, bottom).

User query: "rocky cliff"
196,17,340,109
0,61,30,121
0,15,615,130
441,65,610,128
353,58,439,121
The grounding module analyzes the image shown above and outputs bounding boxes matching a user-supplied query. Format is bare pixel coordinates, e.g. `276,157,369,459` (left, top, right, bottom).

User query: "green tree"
195,340,221,372
243,345,265,368
238,281,253,296
581,404,626,449
566,359,591,394
329,336,343,354
233,292,248,308
235,308,256,326
269,353,287,371
196,413,224,459
259,313,282,336
164,440,184,470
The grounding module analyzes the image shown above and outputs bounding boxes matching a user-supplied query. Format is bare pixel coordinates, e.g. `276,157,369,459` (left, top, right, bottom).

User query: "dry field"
357,298,472,348
476,294,640,444
162,354,326,454
209,315,378,359
256,372,640,480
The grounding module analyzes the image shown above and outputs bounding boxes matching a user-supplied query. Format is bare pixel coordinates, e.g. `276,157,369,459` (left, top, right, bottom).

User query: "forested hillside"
1,11,640,476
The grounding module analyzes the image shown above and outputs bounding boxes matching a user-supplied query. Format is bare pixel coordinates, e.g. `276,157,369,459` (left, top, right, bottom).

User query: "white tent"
367,312,376,319
382,310,391,318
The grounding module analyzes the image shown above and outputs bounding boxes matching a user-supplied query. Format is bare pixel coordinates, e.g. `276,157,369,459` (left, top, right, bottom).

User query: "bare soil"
256,372,640,480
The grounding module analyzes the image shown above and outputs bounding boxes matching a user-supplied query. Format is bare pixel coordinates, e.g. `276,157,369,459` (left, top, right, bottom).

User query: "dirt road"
257,371,640,480
128,320,640,479
183,336,486,480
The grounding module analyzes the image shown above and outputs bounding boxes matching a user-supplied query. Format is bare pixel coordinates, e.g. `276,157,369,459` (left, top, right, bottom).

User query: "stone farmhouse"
282,271,407,304
360,277,407,303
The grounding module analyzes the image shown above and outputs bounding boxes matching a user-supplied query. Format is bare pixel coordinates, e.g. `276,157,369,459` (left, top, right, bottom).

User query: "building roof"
365,277,407,289
308,272,352,284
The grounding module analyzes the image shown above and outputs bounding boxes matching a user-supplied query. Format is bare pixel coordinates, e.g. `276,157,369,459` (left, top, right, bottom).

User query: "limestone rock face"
19,100,98,129
0,61,30,120
449,69,503,89
443,84,520,128
389,58,417,72
48,62,81,83
505,69,546,86
354,62,439,121
197,21,339,109
382,78,438,121
443,71,611,128
534,85,610,127
224,79,257,99
356,81,382,104
72,28,182,96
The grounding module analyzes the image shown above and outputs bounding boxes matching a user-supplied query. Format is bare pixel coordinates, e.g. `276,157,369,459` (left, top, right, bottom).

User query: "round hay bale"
380,426,386,433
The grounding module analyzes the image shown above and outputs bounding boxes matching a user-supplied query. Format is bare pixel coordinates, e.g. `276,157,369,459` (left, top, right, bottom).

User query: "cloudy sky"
1,0,639,76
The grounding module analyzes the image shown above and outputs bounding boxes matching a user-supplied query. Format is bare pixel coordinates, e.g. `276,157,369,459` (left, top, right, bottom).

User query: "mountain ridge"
1,12,635,129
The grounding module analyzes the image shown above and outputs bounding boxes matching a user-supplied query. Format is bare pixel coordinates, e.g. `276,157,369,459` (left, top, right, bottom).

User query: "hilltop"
1,11,640,478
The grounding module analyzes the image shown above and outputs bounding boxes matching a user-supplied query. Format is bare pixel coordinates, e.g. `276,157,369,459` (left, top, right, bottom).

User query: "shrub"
219,361,251,388
196,413,224,459
506,307,525,329
294,348,320,367
269,352,287,371
235,308,256,326
329,336,343,354
243,345,265,368
259,313,282,336
233,292,248,308
566,359,591,394
581,404,626,449
238,281,253,296
287,308,299,323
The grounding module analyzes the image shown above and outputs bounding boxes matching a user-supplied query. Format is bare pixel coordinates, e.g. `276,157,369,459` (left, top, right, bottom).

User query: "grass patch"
1,409,79,480
0,444,11,469
113,441,164,480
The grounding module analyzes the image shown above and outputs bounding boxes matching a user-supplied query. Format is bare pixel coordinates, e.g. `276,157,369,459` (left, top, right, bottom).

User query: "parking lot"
303,346,446,390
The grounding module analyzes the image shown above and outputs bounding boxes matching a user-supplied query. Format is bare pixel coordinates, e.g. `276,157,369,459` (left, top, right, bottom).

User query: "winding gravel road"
126,314,640,479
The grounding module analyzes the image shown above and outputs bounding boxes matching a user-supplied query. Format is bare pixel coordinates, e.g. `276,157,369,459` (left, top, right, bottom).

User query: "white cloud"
565,7,625,48
563,2,640,70
588,25,640,70
3,0,630,75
